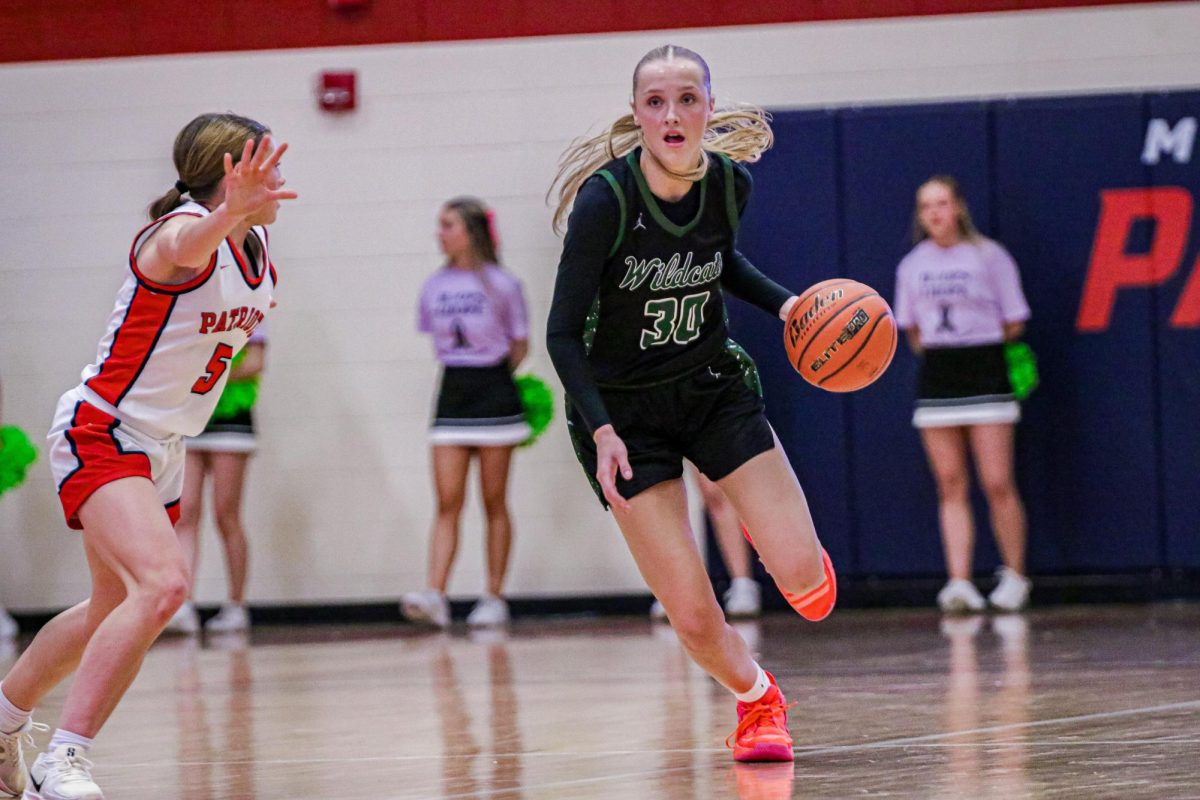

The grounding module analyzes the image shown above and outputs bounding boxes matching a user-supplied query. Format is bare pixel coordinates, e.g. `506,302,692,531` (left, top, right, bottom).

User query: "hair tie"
174,179,189,194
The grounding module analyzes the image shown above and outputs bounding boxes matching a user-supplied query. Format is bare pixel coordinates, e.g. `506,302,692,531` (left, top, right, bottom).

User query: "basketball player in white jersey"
0,113,296,800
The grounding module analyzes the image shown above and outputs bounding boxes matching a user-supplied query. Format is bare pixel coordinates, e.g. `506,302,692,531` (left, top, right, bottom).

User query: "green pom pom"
209,349,260,422
0,425,38,497
1005,341,1039,401
211,379,259,421
515,374,555,448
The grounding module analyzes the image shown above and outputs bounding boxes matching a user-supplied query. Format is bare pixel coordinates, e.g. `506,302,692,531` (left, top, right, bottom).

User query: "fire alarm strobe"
318,71,357,112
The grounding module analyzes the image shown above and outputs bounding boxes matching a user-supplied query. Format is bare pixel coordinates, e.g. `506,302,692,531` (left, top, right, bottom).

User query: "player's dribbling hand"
779,295,799,322
593,424,632,512
222,135,299,218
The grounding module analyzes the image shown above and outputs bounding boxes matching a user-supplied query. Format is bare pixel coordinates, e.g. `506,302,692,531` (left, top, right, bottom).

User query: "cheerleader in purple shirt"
402,197,530,629
894,176,1032,614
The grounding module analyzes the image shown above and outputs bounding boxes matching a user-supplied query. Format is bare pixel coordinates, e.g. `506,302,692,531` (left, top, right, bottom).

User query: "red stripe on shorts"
58,402,153,530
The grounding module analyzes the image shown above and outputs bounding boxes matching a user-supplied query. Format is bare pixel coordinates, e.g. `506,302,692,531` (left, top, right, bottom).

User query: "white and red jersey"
78,201,277,437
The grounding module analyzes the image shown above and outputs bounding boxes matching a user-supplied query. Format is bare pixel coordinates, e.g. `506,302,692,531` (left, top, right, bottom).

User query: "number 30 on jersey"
640,291,710,349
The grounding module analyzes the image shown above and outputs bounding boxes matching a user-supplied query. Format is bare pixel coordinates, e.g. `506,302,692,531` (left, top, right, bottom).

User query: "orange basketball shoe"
726,672,795,763
740,525,837,622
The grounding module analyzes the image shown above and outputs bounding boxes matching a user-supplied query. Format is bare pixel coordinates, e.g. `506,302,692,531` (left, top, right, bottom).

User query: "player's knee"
765,545,825,594
136,565,190,626
481,491,508,518
934,469,969,502
214,507,244,538
437,494,466,517
981,474,1017,505
670,605,726,652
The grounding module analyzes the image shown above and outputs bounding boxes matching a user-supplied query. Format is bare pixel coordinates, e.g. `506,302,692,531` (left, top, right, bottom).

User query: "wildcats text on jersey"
199,306,265,336
618,251,724,293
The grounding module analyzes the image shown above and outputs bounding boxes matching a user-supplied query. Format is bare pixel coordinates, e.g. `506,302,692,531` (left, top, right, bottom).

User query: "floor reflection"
431,630,524,799
733,762,796,800
940,613,1031,799
7,603,1199,798
654,623,698,800
172,632,257,800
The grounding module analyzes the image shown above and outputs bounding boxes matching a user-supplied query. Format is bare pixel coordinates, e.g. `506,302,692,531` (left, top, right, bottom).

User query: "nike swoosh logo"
31,773,43,792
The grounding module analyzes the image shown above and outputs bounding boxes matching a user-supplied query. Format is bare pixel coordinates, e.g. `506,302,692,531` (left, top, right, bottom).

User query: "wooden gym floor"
3,603,1198,799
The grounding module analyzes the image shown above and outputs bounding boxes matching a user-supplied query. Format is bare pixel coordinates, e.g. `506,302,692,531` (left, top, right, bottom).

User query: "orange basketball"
783,279,898,392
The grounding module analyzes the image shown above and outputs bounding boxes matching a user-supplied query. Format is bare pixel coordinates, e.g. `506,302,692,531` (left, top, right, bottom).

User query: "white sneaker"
466,595,509,628
937,579,987,614
988,567,1032,612
400,590,450,628
204,604,249,633
648,599,668,622
24,745,103,800
0,719,47,797
162,601,199,635
723,578,762,618
0,608,16,639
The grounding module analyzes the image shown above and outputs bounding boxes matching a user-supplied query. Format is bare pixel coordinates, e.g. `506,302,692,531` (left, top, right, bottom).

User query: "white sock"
733,664,771,703
49,729,94,755
0,683,32,735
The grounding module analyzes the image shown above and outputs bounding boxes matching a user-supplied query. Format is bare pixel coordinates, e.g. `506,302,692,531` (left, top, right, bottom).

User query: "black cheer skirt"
431,364,530,446
913,344,1020,428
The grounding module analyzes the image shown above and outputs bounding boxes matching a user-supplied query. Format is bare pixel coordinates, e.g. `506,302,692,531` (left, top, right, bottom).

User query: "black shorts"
568,344,775,508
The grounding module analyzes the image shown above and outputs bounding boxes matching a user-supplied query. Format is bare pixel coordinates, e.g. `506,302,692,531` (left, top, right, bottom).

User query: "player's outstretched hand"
222,135,299,218
593,425,632,512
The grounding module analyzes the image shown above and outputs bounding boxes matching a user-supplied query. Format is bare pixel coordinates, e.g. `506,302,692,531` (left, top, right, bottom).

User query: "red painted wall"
0,0,1185,64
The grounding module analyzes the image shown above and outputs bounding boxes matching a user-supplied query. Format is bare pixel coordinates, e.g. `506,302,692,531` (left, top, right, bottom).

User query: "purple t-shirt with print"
894,238,1030,348
418,264,529,367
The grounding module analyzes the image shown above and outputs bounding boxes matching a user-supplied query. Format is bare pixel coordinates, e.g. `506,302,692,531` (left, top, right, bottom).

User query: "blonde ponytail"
549,104,772,233
548,114,640,234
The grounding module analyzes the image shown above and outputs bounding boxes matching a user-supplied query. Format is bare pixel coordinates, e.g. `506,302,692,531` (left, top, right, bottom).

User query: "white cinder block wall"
2,3,1198,609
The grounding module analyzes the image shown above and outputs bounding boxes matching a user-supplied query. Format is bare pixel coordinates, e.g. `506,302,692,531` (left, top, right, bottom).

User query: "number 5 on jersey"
640,291,710,349
192,343,234,394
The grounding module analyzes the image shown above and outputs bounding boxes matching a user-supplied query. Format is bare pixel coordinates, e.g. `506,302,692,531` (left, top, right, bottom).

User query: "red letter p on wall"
1076,188,1192,332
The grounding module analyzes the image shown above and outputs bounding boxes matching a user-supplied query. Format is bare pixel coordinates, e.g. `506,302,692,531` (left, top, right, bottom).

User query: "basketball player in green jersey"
546,45,836,762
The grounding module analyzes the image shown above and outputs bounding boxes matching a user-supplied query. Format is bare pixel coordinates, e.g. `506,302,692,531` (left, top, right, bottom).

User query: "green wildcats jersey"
584,148,745,388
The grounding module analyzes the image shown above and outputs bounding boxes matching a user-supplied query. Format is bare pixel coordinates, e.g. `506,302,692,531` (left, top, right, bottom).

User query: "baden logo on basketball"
784,279,897,393
787,285,845,349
